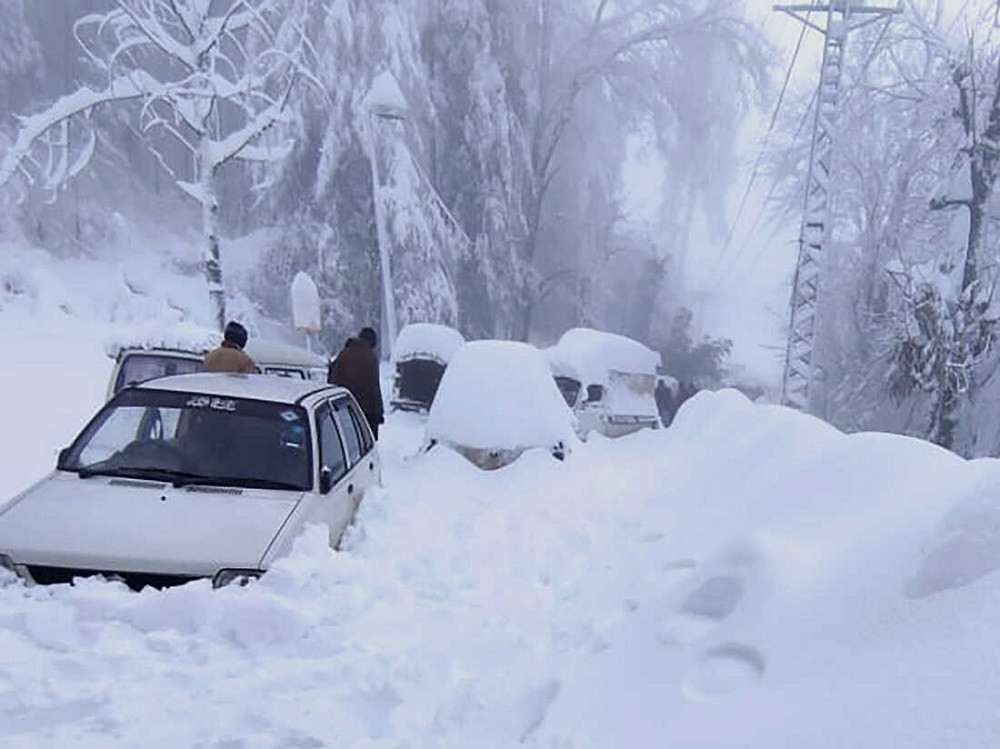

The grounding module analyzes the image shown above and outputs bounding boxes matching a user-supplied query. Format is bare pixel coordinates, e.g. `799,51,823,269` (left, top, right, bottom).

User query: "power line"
716,12,893,293
703,12,811,296
716,11,811,267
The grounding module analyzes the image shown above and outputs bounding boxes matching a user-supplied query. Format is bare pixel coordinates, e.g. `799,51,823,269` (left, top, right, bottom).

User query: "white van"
545,328,662,439
105,327,328,401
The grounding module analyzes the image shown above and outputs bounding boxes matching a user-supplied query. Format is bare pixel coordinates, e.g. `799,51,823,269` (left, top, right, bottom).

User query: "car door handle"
369,461,374,471
348,484,354,495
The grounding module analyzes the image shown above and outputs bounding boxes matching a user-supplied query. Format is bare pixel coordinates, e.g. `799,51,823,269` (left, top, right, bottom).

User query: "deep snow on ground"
4,252,1000,746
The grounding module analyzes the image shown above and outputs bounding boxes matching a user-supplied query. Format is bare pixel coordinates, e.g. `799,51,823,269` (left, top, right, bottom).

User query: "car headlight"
212,569,263,589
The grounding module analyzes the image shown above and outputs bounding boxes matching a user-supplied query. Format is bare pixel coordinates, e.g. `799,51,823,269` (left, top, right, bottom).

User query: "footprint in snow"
656,575,745,645
662,558,697,572
681,643,766,702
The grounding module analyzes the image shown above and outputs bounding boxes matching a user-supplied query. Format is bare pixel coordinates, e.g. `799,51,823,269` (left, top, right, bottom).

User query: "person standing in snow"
328,326,385,439
655,377,677,428
203,321,257,374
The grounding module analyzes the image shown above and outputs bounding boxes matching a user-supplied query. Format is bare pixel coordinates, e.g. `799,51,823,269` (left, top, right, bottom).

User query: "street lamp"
364,70,408,361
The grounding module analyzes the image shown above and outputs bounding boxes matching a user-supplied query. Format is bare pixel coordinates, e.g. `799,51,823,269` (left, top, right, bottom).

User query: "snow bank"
393,322,464,363
533,391,1000,748
426,340,576,451
545,327,660,385
7,294,1000,748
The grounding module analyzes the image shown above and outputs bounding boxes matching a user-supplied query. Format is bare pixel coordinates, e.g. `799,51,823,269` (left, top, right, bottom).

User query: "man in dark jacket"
328,327,385,439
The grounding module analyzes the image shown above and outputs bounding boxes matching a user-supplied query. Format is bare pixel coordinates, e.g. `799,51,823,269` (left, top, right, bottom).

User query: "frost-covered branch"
1,0,315,331
0,71,159,187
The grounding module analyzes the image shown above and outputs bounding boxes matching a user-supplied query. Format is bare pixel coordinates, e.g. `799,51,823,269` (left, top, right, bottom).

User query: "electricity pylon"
774,1,900,412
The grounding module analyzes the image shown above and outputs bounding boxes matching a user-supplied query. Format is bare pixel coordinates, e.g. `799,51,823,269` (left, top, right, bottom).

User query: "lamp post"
364,71,408,361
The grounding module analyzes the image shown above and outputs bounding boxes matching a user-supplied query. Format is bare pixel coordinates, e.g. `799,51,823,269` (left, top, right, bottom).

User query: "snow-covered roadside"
0,308,110,499
4,260,1000,745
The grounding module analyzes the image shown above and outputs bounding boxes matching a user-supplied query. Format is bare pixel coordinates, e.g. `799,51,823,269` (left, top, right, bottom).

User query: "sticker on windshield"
186,395,237,412
280,410,300,422
280,424,306,449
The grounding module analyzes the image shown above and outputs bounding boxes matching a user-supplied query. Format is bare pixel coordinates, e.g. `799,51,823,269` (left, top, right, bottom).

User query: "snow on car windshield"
61,389,312,491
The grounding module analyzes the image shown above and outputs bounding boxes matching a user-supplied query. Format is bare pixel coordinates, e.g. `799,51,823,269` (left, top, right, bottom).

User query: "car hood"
0,473,301,577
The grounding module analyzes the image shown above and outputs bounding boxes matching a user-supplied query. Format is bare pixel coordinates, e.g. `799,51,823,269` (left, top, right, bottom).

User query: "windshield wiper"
77,466,202,486
76,467,304,492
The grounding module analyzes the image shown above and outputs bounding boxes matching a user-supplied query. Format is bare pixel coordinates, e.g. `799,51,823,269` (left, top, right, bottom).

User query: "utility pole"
774,1,900,412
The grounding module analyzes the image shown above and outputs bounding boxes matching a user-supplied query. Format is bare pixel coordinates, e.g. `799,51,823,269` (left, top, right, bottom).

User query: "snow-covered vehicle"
425,341,577,470
105,325,327,400
390,323,465,414
0,373,379,590
545,328,662,439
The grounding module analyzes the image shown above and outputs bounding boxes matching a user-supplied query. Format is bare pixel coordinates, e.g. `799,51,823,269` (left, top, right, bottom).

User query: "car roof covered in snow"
544,327,660,384
426,340,576,451
104,322,221,359
393,323,465,364
137,372,341,405
105,323,326,368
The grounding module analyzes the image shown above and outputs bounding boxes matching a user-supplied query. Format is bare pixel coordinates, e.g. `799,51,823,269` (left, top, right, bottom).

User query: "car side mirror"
586,384,605,403
319,466,333,495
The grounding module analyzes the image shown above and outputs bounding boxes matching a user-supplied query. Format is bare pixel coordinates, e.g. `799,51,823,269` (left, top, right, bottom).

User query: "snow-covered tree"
518,0,768,340
0,0,317,329
766,0,1000,455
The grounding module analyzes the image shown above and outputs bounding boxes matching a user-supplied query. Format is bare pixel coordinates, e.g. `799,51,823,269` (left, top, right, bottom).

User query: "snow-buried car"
544,328,662,439
390,323,465,414
425,340,578,470
0,373,379,590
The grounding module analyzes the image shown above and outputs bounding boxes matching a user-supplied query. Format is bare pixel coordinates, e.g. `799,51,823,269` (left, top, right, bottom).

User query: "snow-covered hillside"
2,270,1000,747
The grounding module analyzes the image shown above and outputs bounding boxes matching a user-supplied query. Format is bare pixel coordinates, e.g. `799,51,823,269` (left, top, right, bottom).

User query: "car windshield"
115,353,203,394
554,376,581,408
61,389,312,491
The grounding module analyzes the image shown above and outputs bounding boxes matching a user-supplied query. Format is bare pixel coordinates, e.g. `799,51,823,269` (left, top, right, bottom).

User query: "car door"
346,398,380,490
330,397,378,506
313,401,355,546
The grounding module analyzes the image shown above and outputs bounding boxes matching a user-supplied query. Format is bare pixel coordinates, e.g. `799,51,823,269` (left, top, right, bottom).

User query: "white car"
107,339,329,401
425,340,578,470
544,328,662,439
0,373,380,590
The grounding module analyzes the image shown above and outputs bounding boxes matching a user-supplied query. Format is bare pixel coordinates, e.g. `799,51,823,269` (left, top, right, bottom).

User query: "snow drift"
3,297,1000,746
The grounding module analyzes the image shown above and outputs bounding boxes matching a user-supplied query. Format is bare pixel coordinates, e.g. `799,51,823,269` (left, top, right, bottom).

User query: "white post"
365,111,398,361
291,271,322,352
365,72,409,360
